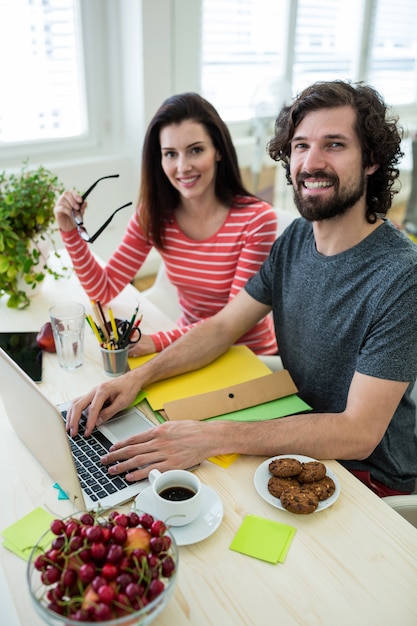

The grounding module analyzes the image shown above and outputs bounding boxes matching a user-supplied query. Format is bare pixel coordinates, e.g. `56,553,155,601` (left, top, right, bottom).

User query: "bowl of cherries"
26,507,178,625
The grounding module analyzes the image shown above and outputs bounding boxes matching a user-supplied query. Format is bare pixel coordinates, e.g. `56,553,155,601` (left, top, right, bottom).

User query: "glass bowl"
26,507,178,626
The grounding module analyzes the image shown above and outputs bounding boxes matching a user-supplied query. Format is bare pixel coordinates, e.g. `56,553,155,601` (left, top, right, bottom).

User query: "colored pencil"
108,307,119,342
86,314,103,344
91,299,110,341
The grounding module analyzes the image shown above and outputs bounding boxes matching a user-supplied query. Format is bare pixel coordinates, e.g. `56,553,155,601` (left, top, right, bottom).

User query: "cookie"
268,475,300,498
269,457,303,478
301,476,336,501
297,461,327,483
280,489,319,514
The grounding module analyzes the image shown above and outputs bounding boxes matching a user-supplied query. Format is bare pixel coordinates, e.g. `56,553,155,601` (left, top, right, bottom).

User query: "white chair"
140,261,182,323
276,207,298,236
382,380,417,527
382,495,417,528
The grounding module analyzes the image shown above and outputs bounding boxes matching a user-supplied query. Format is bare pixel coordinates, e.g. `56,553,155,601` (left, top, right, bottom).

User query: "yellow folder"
128,345,272,411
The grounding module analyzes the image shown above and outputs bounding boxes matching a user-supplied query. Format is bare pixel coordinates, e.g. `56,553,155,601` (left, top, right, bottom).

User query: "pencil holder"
100,345,129,376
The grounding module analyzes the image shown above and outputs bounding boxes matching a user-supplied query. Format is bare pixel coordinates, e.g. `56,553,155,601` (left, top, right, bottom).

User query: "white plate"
254,454,341,513
134,484,224,546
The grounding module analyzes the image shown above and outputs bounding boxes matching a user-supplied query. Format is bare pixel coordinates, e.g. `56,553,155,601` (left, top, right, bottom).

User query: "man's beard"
293,170,366,222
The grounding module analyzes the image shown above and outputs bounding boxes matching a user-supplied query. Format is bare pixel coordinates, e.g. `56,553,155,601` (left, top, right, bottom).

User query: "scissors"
116,319,141,348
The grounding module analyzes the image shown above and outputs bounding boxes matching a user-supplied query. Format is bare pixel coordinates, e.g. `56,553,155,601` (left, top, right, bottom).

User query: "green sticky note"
1,507,55,561
229,514,296,564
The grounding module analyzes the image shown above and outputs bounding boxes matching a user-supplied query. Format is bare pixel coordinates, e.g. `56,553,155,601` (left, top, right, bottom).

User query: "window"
0,0,86,144
202,0,417,122
201,0,289,121
0,0,117,163
367,0,417,104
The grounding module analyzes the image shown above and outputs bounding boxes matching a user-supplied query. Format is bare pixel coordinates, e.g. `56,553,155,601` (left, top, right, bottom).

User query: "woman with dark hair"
54,93,278,355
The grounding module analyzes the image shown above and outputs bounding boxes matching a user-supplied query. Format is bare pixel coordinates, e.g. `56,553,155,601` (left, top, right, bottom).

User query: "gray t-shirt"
245,217,417,491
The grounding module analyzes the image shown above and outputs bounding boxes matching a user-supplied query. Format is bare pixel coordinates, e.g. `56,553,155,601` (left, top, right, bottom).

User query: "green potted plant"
0,161,66,309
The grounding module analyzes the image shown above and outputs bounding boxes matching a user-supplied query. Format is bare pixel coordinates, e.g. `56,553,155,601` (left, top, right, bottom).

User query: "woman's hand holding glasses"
54,175,132,243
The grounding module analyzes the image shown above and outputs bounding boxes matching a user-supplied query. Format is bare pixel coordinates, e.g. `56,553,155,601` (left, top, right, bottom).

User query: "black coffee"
159,485,196,501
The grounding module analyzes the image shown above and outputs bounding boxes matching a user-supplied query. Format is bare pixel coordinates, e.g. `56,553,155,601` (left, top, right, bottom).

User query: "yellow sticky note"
208,453,240,468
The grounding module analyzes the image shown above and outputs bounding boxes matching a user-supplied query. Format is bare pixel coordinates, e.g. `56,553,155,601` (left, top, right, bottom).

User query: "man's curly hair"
267,80,404,222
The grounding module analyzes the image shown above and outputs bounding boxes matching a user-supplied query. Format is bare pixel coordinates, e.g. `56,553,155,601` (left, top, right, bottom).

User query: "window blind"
202,0,417,121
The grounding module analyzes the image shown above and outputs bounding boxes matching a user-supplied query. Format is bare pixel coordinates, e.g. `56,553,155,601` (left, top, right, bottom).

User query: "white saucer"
134,484,224,546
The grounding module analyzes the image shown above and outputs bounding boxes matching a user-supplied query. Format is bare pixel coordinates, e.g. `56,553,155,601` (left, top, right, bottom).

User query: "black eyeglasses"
72,174,132,244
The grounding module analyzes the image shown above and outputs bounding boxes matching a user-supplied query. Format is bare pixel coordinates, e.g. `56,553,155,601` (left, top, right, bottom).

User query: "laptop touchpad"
99,408,153,443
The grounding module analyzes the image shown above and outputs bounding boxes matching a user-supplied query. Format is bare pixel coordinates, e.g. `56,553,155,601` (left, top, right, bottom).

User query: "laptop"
0,347,155,510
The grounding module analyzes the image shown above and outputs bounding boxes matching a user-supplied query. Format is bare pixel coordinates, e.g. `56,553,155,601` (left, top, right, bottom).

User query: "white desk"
1,263,417,626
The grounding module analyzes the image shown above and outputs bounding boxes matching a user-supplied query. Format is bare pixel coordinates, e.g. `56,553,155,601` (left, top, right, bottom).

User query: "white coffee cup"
148,469,201,527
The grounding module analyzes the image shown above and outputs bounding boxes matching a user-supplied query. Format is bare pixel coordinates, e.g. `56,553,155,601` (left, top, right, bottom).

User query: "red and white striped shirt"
60,195,278,354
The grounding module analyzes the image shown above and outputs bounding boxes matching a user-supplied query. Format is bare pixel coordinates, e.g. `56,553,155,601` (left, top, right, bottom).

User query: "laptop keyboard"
61,410,132,502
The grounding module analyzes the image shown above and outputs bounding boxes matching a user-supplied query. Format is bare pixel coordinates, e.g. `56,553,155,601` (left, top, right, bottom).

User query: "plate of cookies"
254,455,340,514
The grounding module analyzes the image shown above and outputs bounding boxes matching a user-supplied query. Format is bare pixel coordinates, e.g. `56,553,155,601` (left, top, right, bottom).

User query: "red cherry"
91,541,107,562
34,554,48,571
115,573,132,590
160,535,172,551
147,553,159,569
79,512,95,526
101,563,118,582
71,608,90,621
149,536,164,554
113,513,129,527
128,511,140,527
64,519,79,538
45,549,63,566
92,575,107,592
138,513,154,529
51,536,65,551
94,603,113,620
98,584,116,604
148,578,165,600
125,582,141,599
79,562,96,584
111,524,127,545
85,525,103,543
118,556,131,572
106,543,124,564
131,547,148,562
61,568,77,588
41,566,60,585
50,519,65,535
79,547,92,563
115,592,130,612
150,519,166,537
46,601,64,615
47,586,64,602
161,555,176,577
69,534,83,552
